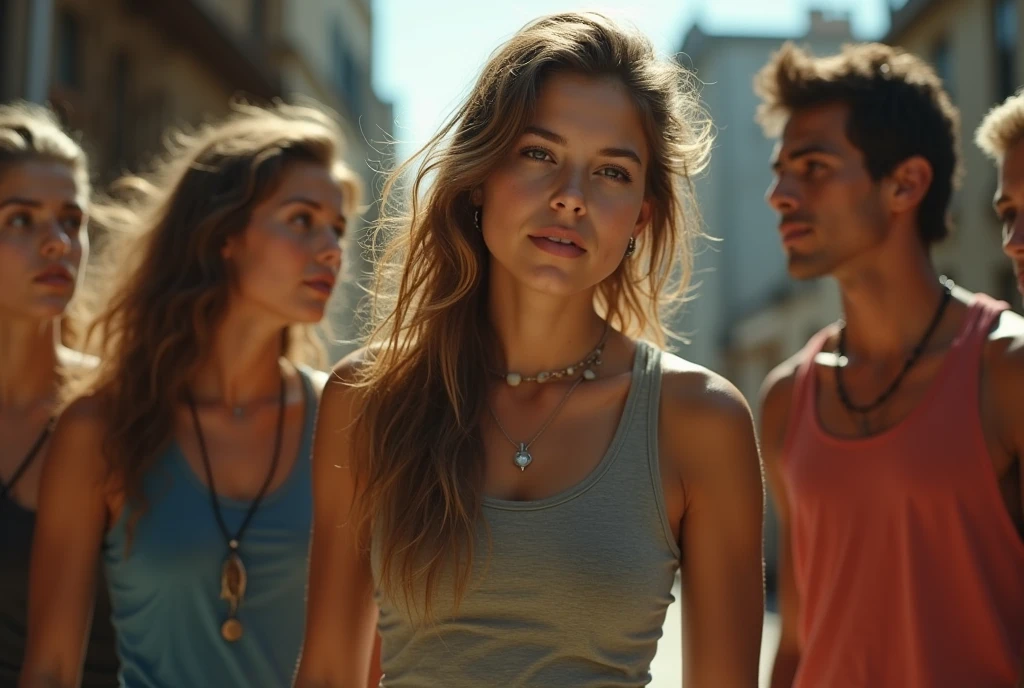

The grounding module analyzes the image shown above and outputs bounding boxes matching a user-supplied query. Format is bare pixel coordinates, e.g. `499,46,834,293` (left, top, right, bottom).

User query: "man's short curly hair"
754,42,962,246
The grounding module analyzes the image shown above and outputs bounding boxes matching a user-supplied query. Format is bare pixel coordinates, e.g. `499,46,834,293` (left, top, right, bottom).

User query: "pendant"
221,617,243,642
220,548,247,642
513,443,533,471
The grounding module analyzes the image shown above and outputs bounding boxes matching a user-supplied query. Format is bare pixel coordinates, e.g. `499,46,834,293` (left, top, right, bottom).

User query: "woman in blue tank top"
0,104,119,687
19,103,360,688
297,13,765,688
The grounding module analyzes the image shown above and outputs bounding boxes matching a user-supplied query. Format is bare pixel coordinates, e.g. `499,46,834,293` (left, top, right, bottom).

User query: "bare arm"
293,355,379,688
759,362,801,688
664,367,765,687
19,398,110,688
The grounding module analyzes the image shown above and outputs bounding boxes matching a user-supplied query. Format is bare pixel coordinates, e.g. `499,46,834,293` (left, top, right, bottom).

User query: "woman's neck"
188,308,289,408
487,271,606,376
0,317,61,411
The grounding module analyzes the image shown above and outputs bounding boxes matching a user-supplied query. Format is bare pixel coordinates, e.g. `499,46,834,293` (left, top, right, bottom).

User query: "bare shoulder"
659,351,753,425
657,351,762,495
317,347,376,429
658,352,758,470
48,393,110,480
55,393,107,438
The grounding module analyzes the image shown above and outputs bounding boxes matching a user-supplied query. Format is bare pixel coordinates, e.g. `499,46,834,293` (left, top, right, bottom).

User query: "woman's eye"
290,212,314,229
599,167,631,182
6,212,32,229
523,148,554,163
61,216,83,233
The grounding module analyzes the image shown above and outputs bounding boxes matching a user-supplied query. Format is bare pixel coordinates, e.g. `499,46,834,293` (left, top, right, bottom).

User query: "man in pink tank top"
978,91,1024,304
754,43,1024,688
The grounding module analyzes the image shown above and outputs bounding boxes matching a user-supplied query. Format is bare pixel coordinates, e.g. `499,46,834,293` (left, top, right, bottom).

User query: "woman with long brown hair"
0,103,119,687
296,12,764,688
20,102,360,688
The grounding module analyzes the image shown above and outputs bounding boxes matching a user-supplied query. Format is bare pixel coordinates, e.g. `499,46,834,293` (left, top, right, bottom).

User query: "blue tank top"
102,369,316,688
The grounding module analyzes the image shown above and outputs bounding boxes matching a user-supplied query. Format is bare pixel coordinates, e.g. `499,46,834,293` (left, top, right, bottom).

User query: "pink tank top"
783,293,1024,688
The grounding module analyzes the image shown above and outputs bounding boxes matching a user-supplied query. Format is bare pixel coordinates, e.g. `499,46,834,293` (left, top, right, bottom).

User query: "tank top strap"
637,339,660,473
782,325,836,460
950,292,1010,366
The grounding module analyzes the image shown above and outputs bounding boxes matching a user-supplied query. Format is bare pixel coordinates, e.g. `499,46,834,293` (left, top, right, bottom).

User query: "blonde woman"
296,13,764,688
21,103,359,688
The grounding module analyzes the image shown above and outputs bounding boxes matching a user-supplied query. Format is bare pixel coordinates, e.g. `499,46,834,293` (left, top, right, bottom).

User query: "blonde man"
978,90,1024,300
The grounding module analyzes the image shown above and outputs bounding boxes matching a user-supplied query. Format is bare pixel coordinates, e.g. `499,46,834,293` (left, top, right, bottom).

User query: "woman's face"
0,160,88,323
478,71,652,297
222,160,348,326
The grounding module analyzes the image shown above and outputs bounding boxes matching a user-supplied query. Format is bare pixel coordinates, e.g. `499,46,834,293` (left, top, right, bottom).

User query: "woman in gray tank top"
297,13,765,688
20,104,360,688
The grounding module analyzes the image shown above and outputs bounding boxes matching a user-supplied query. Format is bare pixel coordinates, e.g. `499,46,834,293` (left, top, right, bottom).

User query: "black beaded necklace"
834,280,953,418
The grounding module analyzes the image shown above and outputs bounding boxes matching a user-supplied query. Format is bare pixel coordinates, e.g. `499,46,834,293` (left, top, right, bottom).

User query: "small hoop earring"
474,207,482,232
624,236,636,258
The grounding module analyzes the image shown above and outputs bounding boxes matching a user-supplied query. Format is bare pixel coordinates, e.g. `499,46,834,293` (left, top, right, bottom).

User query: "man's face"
766,102,889,280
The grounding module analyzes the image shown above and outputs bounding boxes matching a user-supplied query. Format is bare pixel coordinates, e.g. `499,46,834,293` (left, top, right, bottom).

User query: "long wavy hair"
355,12,713,618
74,102,360,535
0,102,92,348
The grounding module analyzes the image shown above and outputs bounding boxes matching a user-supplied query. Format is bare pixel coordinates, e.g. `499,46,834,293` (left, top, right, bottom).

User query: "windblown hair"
0,102,92,347
355,12,712,618
74,102,359,537
754,42,962,246
976,89,1024,161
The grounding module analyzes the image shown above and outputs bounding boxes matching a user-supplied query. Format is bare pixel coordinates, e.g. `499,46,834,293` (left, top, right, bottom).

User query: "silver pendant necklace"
488,374,587,471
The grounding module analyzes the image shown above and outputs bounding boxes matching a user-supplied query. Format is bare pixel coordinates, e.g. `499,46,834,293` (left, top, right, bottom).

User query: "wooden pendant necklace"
185,375,285,642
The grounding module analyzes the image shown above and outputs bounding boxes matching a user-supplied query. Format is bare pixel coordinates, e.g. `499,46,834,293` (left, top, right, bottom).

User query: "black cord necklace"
185,375,286,643
0,418,55,501
835,281,953,425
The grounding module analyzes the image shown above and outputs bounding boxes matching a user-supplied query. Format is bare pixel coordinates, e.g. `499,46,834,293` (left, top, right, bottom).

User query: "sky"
371,0,893,161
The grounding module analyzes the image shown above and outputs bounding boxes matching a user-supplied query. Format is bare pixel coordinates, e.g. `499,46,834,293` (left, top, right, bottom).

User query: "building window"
993,0,1017,100
55,9,82,89
931,37,954,100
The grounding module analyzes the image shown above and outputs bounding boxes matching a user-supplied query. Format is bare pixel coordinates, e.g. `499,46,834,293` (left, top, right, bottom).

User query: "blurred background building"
0,0,393,356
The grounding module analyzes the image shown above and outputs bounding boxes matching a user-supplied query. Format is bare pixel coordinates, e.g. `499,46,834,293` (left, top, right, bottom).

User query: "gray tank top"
374,341,681,687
